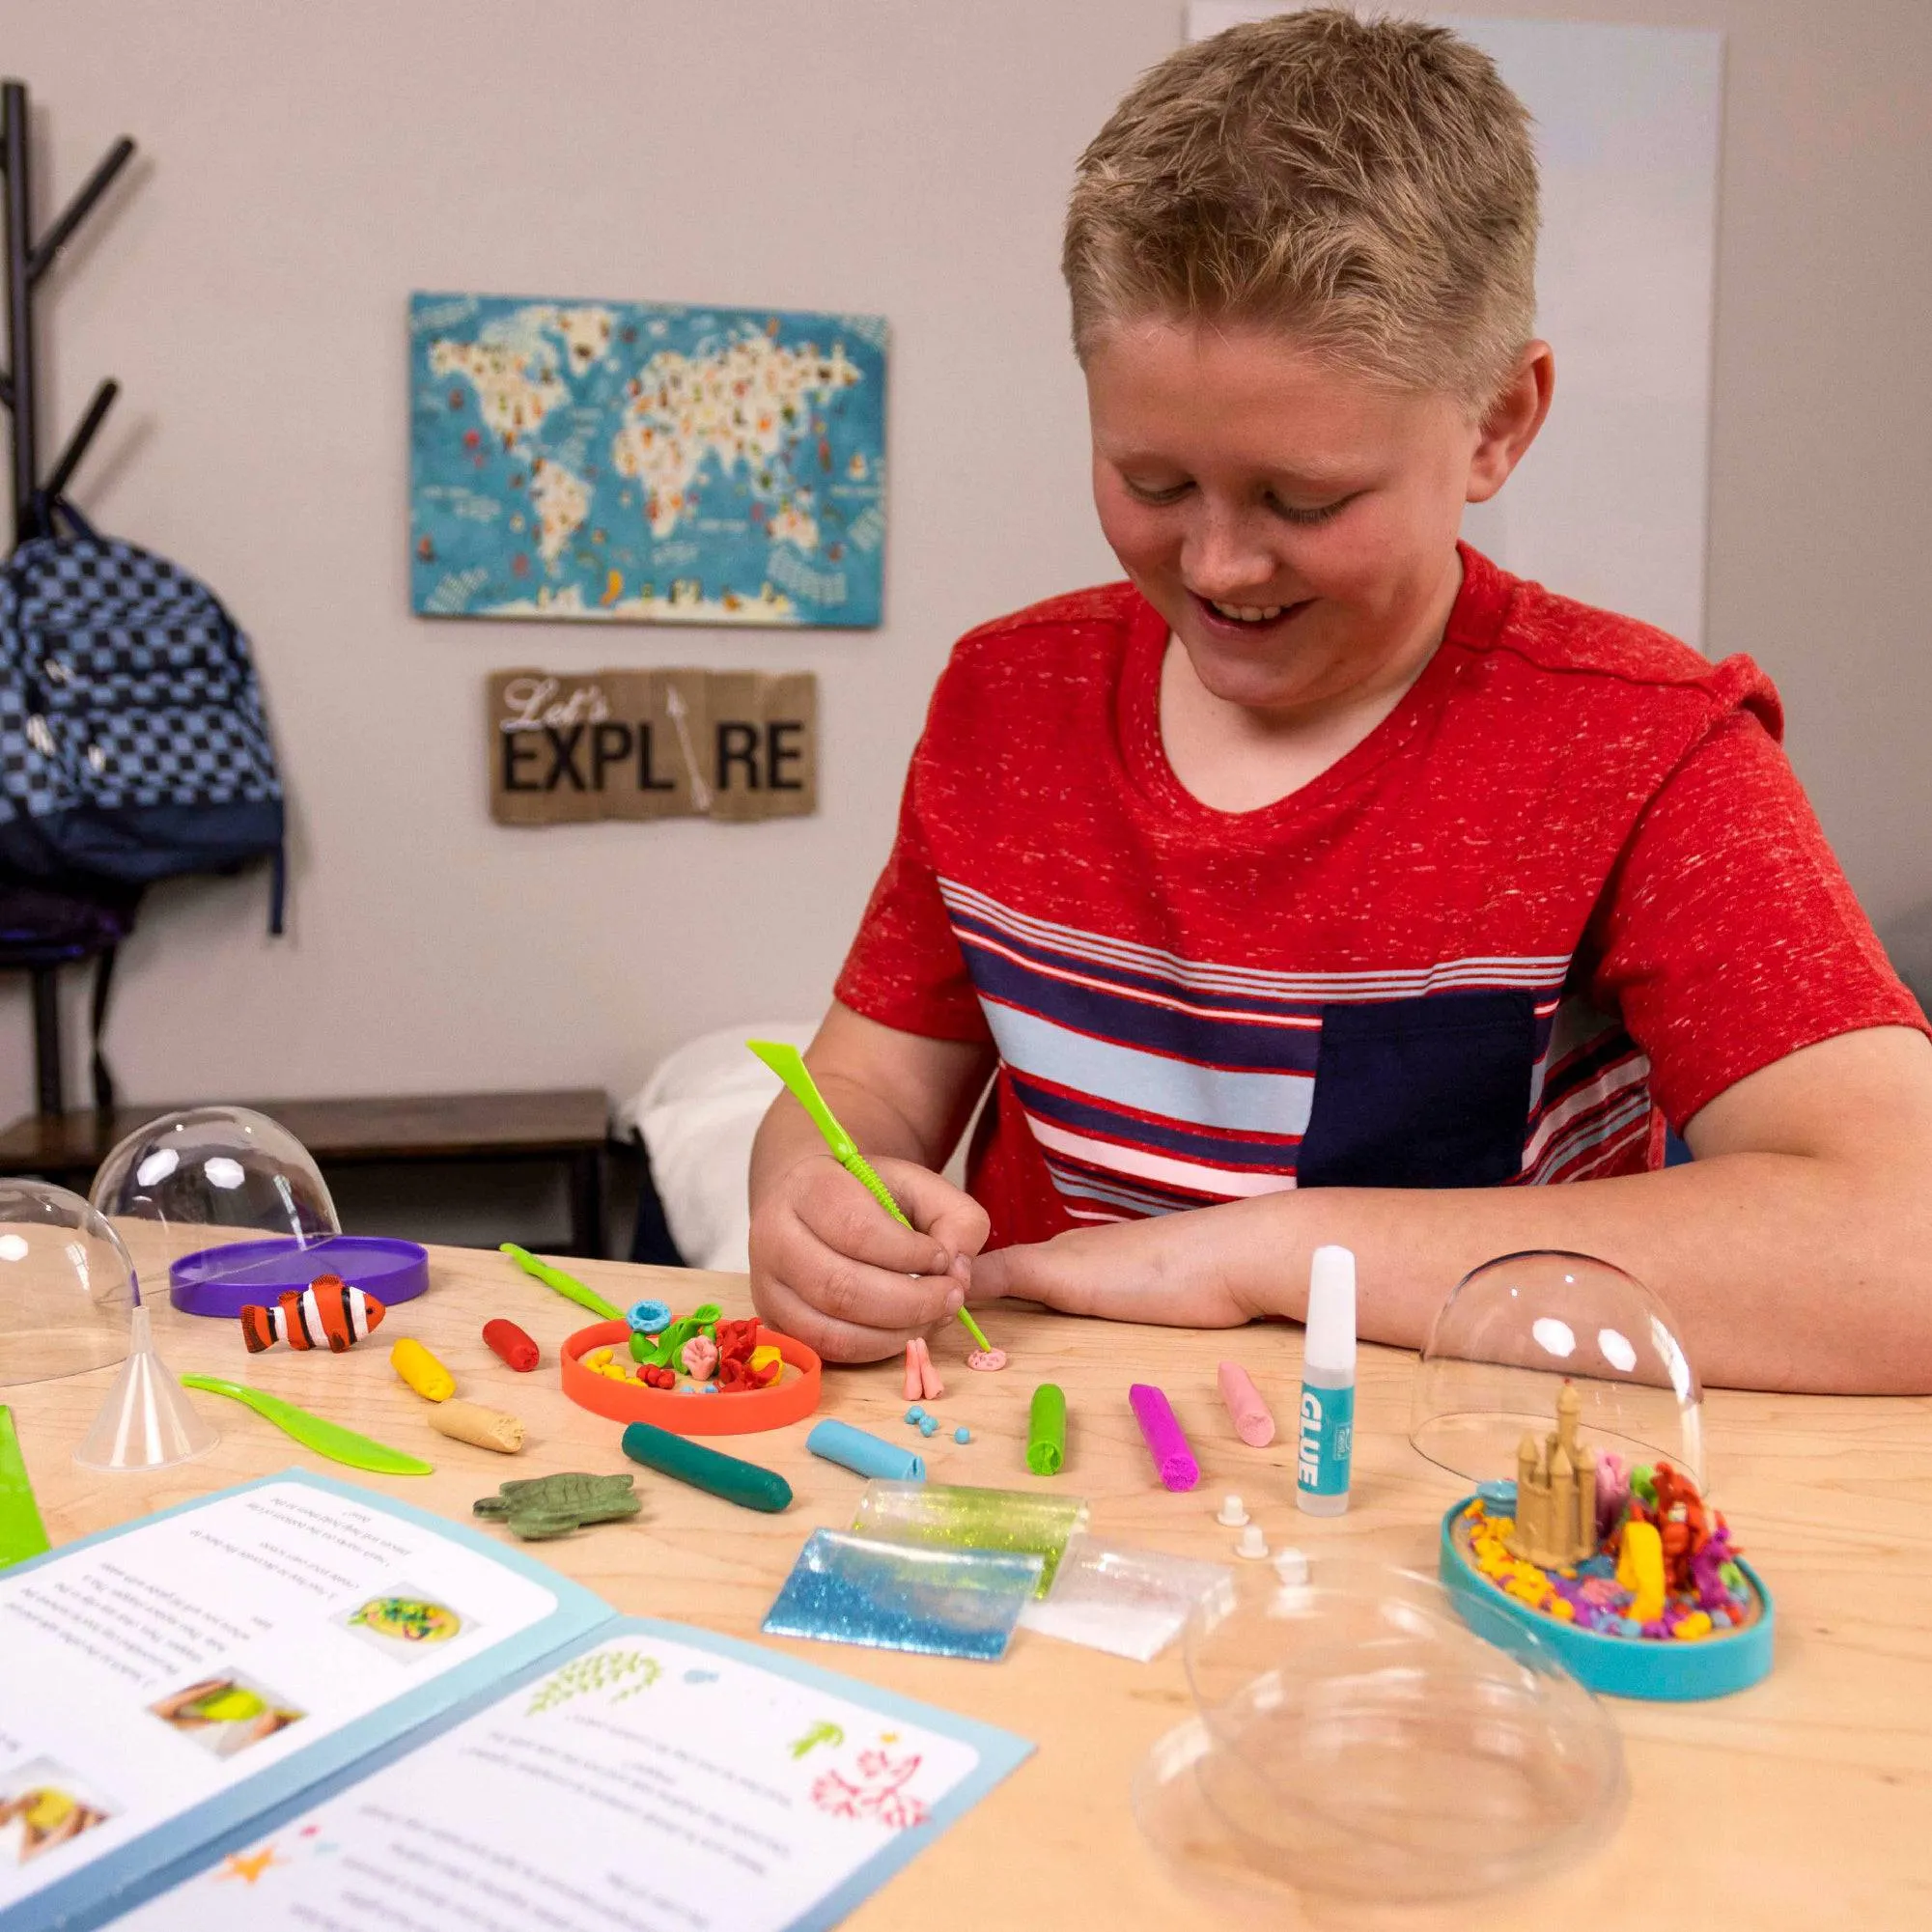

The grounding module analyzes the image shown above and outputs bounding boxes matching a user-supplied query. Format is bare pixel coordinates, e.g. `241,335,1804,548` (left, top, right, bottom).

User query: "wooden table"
10,1242,1932,1928
0,1088,612,1255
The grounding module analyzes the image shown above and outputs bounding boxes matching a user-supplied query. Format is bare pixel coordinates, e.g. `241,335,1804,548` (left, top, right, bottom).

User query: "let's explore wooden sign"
487,669,817,824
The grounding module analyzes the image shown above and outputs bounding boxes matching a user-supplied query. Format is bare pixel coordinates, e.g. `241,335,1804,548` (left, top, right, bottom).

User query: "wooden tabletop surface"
0,1089,611,1171
9,1240,1932,1929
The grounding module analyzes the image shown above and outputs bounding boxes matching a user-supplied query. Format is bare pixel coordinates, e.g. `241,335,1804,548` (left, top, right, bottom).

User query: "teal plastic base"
1439,1498,1775,1702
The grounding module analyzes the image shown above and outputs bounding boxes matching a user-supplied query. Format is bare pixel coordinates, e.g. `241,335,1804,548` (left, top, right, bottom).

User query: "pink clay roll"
1217,1360,1276,1446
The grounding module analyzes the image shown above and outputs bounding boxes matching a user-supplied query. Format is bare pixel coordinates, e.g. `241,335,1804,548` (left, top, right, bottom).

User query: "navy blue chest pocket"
1296,990,1535,1190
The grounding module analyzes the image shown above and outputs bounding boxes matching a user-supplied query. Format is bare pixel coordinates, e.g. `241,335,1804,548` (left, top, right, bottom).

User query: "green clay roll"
621,1420,794,1513
1027,1383,1067,1475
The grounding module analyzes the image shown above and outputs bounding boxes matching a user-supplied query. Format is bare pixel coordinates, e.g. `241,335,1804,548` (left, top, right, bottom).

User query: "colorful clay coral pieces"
474,1472,640,1540
482,1318,540,1372
391,1337,456,1403
714,1319,779,1391
630,1302,722,1368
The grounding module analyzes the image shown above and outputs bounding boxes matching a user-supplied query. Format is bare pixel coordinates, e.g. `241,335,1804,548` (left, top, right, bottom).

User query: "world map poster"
409,293,887,628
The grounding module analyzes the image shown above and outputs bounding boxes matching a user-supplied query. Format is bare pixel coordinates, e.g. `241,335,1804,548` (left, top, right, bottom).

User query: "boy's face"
1085,318,1537,716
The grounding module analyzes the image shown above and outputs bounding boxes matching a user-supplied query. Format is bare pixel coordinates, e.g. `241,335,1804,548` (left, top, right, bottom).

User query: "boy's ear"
1466,342,1554,504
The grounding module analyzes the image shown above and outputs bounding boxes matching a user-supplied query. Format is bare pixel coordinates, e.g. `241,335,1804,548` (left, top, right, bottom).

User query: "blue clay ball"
954,1426,970,1444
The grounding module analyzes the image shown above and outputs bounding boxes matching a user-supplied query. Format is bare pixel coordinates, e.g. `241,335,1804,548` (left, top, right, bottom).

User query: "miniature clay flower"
680,1333,719,1380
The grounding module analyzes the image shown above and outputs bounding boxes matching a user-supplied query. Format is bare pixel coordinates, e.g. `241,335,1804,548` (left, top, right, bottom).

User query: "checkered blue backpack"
0,499,286,928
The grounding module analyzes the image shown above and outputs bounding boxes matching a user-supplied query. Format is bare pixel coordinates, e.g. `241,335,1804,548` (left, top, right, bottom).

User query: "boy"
748,11,1932,1391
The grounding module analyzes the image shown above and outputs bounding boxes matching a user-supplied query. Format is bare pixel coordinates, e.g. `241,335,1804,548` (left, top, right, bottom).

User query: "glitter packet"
762,1529,1044,1662
850,1480,1088,1596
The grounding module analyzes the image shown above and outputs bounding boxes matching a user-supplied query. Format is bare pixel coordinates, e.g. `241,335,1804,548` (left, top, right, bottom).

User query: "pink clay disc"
966,1348,1009,1372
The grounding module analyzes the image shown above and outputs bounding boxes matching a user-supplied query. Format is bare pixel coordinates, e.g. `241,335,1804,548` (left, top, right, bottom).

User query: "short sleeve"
1584,706,1928,1127
832,754,993,1044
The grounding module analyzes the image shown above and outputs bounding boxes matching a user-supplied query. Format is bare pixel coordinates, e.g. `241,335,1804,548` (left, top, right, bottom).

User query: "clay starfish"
473,1472,641,1540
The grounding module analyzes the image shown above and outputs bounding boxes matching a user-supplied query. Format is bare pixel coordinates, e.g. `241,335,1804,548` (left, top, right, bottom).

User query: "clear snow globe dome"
1134,1558,1625,1907
1409,1249,1704,1489
0,1179,138,1386
89,1106,341,1318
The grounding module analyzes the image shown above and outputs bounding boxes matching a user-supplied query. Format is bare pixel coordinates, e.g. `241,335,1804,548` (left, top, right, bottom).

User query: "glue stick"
1296,1246,1356,1517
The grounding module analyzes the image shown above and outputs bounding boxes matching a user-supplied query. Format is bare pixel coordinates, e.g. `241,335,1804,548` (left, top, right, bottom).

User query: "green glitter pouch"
850,1481,1089,1596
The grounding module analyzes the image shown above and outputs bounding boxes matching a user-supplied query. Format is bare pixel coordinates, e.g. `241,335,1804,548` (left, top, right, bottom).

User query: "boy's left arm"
971,1022,1932,1392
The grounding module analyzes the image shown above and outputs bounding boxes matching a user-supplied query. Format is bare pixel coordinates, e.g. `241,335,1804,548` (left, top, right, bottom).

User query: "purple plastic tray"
168,1235,431,1319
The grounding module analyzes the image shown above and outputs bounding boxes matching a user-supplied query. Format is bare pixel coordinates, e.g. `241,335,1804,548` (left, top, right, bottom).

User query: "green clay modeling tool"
179,1375,434,1476
501,1243,625,1324
746,1038,994,1353
0,1406,51,1569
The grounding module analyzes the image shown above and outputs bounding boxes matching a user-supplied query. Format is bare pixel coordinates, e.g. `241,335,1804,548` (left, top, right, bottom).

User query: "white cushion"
617,1024,814,1273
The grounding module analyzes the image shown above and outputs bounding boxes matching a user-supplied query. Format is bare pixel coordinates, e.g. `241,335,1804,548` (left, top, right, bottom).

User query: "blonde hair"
1063,9,1539,406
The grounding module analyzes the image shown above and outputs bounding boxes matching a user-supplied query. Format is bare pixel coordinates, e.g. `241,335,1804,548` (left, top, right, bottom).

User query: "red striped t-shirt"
834,546,1924,1250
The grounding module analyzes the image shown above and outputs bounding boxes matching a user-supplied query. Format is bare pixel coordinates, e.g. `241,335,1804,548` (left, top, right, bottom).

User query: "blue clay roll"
807,1418,926,1482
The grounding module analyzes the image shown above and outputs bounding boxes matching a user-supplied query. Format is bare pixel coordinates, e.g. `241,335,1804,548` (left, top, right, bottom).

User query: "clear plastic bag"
1020,1534,1234,1663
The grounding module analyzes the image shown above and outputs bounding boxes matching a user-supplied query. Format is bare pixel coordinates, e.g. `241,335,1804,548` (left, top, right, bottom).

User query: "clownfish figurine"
239,1274,385,1355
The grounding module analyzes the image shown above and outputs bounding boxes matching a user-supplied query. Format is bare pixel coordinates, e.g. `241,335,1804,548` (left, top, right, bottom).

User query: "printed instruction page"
0,1479,558,1912
126,1626,997,1931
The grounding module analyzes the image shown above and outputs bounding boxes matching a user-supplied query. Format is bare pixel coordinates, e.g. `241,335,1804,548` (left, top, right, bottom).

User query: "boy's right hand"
749,1154,989,1363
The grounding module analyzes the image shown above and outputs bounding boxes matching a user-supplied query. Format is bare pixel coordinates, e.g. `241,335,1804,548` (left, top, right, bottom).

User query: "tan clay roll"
428,1400,525,1454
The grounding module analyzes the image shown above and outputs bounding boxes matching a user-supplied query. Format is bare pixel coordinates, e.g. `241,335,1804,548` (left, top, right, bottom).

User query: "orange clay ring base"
560,1320,823,1436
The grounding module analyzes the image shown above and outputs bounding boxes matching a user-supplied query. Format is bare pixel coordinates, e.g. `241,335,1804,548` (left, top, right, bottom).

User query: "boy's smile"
1084,318,1549,729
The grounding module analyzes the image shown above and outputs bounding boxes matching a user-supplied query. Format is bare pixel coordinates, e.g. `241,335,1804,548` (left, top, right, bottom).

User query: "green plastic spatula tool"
180,1375,434,1476
746,1038,995,1353
0,1406,51,1568
500,1243,625,1322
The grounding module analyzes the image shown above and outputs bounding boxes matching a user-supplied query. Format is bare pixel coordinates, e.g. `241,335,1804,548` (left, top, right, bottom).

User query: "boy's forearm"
1072,1152,1932,1393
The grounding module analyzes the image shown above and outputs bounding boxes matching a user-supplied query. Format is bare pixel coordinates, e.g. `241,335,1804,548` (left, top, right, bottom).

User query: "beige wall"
2,0,1927,1128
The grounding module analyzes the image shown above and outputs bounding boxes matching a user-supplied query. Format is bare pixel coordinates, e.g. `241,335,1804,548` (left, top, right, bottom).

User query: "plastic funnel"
75,1306,220,1471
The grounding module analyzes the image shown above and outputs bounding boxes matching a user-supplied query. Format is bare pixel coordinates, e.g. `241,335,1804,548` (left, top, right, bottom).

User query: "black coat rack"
0,79,136,1116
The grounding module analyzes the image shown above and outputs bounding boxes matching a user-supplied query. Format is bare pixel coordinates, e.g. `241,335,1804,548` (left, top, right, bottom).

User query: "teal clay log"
622,1420,794,1512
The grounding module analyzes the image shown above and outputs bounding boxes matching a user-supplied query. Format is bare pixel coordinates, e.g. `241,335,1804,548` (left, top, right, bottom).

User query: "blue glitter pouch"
762,1529,1045,1662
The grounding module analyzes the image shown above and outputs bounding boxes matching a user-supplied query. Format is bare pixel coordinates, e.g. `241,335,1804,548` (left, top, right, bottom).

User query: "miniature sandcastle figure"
1507,1380,1599,1568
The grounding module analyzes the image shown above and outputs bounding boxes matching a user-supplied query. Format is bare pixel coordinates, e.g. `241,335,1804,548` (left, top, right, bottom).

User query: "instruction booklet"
0,1470,1031,1930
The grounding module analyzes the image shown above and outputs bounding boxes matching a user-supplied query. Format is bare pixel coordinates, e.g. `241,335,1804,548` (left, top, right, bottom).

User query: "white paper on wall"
1187,6,1723,651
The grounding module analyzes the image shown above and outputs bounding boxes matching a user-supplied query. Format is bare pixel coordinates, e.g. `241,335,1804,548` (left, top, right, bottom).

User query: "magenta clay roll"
1217,1360,1276,1446
1129,1383,1199,1492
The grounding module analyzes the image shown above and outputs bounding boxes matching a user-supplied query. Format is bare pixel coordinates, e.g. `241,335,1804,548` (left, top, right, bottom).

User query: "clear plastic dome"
0,1179,137,1386
1135,1560,1624,1905
89,1106,342,1319
1410,1249,1704,1489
